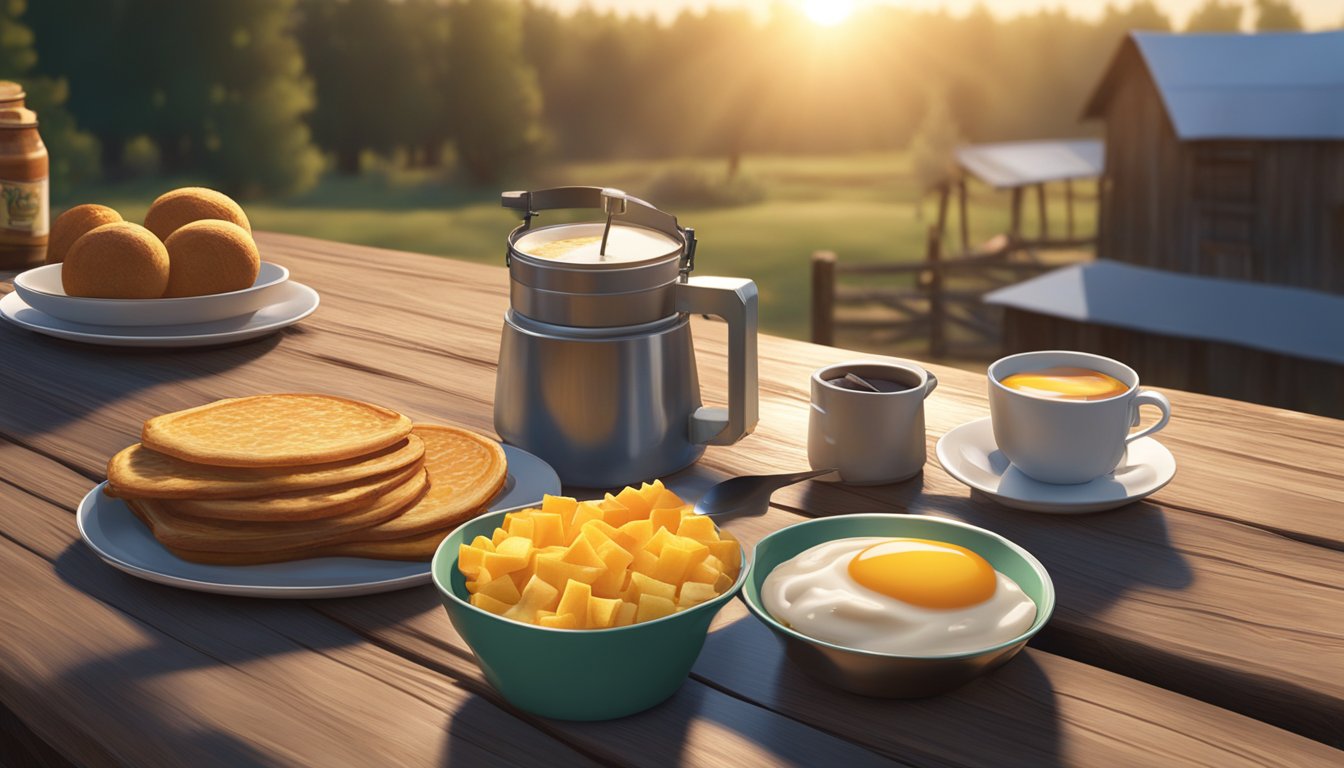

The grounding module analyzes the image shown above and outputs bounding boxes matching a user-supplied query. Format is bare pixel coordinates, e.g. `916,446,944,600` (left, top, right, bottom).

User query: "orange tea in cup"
999,367,1128,401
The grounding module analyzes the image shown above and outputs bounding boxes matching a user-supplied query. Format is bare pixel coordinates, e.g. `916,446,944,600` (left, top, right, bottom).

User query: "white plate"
14,261,290,326
77,444,562,598
935,417,1175,514
1,280,318,347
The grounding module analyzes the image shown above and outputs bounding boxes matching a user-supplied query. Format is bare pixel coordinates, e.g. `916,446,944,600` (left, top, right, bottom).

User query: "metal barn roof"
954,140,1104,189
1084,30,1344,141
984,262,1344,366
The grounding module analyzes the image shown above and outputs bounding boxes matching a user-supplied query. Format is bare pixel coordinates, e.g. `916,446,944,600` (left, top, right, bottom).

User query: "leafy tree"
0,0,99,192
1254,0,1304,30
1186,0,1245,31
444,0,541,184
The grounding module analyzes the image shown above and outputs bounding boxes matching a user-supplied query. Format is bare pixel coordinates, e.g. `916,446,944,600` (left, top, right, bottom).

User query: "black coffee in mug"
825,374,914,393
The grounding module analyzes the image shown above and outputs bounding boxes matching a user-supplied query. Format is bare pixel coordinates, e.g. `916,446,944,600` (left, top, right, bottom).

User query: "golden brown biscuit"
105,435,425,501
62,222,170,299
159,522,461,565
162,219,261,297
143,186,251,242
46,204,123,265
140,394,414,467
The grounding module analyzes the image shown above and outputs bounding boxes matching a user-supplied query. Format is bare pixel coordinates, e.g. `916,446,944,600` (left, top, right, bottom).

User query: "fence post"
926,226,946,358
811,250,836,346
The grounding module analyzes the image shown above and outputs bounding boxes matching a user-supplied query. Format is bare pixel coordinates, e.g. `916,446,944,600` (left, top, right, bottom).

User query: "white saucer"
935,417,1175,514
1,280,318,347
77,444,561,598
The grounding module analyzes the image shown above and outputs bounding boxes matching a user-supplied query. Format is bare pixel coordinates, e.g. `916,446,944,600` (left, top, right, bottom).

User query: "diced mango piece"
529,512,564,548
644,527,676,557
535,552,603,589
685,561,718,584
557,580,592,621
618,519,653,548
470,535,496,553
638,479,665,505
491,526,510,547
587,596,623,629
676,514,719,544
629,548,658,577
571,501,604,532
539,613,580,629
590,541,635,599
458,543,487,577
470,592,513,616
650,489,685,509
581,519,637,552
627,572,676,602
714,571,735,593
652,537,709,585
505,576,560,622
649,505,682,535
679,581,718,608
508,515,536,541
542,494,578,526
562,534,605,568
482,536,532,575
613,600,638,627
636,593,677,623
479,574,522,604
615,486,651,520
707,540,741,573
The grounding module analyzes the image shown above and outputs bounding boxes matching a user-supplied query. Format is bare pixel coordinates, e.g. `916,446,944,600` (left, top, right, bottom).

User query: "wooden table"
1,233,1341,767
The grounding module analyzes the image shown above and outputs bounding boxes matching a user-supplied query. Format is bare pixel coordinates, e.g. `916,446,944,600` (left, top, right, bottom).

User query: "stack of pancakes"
105,394,507,565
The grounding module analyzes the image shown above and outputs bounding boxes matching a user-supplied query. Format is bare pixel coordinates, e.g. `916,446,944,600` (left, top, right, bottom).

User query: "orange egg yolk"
847,538,996,609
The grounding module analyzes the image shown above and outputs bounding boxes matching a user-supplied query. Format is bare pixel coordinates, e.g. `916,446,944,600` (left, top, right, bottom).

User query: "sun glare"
802,0,854,27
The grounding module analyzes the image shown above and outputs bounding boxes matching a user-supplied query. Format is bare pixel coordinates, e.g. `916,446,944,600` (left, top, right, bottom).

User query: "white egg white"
761,537,1037,655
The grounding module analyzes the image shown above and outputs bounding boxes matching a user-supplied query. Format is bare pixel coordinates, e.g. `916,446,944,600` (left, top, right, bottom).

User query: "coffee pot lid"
502,186,696,273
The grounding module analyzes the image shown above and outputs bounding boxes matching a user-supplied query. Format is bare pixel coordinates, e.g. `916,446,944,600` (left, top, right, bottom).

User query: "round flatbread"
130,466,428,553
141,394,413,467
106,435,425,501
161,525,463,566
353,424,506,541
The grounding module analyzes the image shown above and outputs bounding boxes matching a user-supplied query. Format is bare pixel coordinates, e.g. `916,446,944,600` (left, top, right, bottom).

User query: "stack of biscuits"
105,394,507,565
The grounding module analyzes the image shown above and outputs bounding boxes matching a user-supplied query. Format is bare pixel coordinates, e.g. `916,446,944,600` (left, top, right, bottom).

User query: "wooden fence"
810,227,1063,358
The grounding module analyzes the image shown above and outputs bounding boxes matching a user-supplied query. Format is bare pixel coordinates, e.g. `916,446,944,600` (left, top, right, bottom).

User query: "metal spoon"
693,467,836,518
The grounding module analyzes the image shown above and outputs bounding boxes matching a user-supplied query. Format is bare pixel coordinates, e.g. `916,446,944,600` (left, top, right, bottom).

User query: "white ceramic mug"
988,350,1171,485
808,360,937,485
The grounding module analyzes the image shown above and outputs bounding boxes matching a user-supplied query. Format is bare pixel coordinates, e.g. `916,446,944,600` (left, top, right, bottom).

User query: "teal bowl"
431,508,747,721
741,514,1054,698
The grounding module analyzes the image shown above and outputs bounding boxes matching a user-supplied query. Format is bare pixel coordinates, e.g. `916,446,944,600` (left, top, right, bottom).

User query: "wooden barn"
1084,31,1344,291
988,32,1344,418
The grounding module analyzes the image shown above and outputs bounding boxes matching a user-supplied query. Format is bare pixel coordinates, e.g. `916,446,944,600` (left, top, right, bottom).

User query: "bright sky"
539,1,1344,29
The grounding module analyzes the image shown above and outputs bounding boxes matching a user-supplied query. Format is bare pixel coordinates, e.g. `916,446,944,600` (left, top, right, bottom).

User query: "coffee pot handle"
676,276,759,446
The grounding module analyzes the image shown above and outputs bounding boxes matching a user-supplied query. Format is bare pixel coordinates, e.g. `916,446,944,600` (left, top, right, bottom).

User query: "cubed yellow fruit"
676,514,718,544
470,592,513,616
539,613,580,629
479,574,522,604
556,580,592,620
460,479,741,629
679,581,718,608
636,593,677,623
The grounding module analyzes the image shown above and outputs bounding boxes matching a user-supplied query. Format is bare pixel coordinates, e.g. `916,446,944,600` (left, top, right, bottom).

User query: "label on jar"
0,177,48,235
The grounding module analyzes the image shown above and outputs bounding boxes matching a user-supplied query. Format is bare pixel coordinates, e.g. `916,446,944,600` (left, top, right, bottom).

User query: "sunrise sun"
802,0,855,27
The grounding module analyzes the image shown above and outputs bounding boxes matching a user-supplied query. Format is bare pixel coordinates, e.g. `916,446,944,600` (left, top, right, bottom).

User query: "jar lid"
514,222,681,266
0,107,38,128
0,81,25,102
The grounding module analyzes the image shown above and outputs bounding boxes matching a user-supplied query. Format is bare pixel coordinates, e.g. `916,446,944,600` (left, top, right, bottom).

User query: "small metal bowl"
740,514,1054,698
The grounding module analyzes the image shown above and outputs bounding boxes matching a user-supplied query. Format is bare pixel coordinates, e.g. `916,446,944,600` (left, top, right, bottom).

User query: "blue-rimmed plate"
77,444,560,598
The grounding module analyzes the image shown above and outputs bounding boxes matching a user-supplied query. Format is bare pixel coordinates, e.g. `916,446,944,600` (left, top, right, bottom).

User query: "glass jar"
0,107,48,269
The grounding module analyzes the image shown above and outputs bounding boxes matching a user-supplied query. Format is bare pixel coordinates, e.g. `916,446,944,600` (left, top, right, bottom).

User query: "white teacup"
988,351,1171,485
808,360,937,485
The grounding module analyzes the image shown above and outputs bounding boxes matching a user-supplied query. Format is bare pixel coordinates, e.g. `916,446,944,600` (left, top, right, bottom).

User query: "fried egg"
761,537,1036,655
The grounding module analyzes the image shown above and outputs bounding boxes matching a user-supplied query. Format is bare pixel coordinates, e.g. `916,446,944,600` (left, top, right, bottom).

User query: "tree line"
1,0,1324,199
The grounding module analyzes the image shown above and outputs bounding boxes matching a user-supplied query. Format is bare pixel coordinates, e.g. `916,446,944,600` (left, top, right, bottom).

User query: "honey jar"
0,106,48,268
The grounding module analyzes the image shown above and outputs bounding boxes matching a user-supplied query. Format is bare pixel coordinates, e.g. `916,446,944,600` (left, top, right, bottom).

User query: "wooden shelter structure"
1083,30,1344,290
993,31,1344,418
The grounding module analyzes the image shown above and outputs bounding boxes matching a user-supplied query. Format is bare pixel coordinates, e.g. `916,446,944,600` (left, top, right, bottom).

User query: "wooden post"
811,250,836,346
1036,182,1048,240
1065,179,1075,240
934,182,950,245
1009,187,1023,243
926,225,946,358
957,179,970,255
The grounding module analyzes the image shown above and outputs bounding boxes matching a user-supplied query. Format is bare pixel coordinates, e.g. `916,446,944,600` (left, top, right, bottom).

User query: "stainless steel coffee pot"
494,186,758,487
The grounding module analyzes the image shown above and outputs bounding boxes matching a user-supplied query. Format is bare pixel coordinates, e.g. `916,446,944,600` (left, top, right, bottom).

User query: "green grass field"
74,152,1096,344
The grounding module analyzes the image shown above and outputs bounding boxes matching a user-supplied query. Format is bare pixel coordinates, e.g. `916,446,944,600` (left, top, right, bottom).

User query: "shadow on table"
0,322,285,441
49,540,438,762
